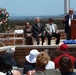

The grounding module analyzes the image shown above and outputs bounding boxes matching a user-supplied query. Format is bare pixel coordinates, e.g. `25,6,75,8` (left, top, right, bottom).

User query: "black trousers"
34,35,45,45
66,27,71,40
47,33,60,45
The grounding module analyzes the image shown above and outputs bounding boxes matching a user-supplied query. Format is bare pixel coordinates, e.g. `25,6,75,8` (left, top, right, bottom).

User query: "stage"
0,30,76,67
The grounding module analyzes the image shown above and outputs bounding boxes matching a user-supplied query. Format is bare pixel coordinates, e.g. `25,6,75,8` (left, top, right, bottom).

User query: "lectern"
71,20,76,39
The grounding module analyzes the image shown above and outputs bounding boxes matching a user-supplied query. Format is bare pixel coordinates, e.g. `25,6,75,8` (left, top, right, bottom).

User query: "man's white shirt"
69,15,73,26
50,24,55,33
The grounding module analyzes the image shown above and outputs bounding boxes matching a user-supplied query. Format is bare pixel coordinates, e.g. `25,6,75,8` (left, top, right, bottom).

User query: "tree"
0,7,9,32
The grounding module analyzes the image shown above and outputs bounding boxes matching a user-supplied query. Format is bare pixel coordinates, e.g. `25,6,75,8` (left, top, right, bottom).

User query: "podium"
71,20,76,39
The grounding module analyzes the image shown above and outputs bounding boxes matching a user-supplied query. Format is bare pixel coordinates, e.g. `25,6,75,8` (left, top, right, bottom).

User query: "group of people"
24,17,60,45
0,44,76,75
24,8,76,45
0,8,75,75
0,8,76,75
23,43,76,75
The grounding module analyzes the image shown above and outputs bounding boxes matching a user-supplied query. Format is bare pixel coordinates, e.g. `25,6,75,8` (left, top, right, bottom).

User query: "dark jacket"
63,14,76,33
23,62,36,74
32,23,45,38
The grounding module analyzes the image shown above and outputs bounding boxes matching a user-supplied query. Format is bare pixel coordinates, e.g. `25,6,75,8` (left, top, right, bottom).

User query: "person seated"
27,52,61,75
24,22,33,45
5,47,19,69
43,49,55,69
54,44,76,69
32,17,45,45
58,56,76,75
45,18,60,45
0,53,21,75
23,49,40,74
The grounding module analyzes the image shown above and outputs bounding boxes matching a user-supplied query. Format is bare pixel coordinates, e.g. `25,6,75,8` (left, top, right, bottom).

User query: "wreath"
0,7,9,32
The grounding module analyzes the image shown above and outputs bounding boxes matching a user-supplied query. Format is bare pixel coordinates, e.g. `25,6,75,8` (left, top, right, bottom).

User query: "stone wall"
14,45,76,67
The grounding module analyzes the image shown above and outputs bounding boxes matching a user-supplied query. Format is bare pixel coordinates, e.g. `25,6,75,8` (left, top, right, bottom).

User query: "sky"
0,0,76,17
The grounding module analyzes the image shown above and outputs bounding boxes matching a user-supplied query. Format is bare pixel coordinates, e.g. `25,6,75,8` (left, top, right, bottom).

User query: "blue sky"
0,0,76,17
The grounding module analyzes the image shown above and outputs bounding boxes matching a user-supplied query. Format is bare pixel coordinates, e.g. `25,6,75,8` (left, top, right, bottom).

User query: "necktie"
51,25,53,32
50,24,55,33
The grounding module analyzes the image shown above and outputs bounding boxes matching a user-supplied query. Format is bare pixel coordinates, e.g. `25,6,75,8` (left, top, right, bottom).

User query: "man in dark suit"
63,8,76,40
32,17,45,45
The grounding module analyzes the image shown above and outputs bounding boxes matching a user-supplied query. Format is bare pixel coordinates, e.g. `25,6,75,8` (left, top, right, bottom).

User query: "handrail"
0,31,9,46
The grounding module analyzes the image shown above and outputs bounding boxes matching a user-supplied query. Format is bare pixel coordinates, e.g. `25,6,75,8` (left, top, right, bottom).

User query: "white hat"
25,49,40,63
0,72,6,75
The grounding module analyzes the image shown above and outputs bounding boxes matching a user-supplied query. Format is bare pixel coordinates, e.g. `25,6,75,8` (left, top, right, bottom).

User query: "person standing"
27,52,61,75
0,53,21,75
45,18,60,45
32,17,45,45
63,8,76,40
